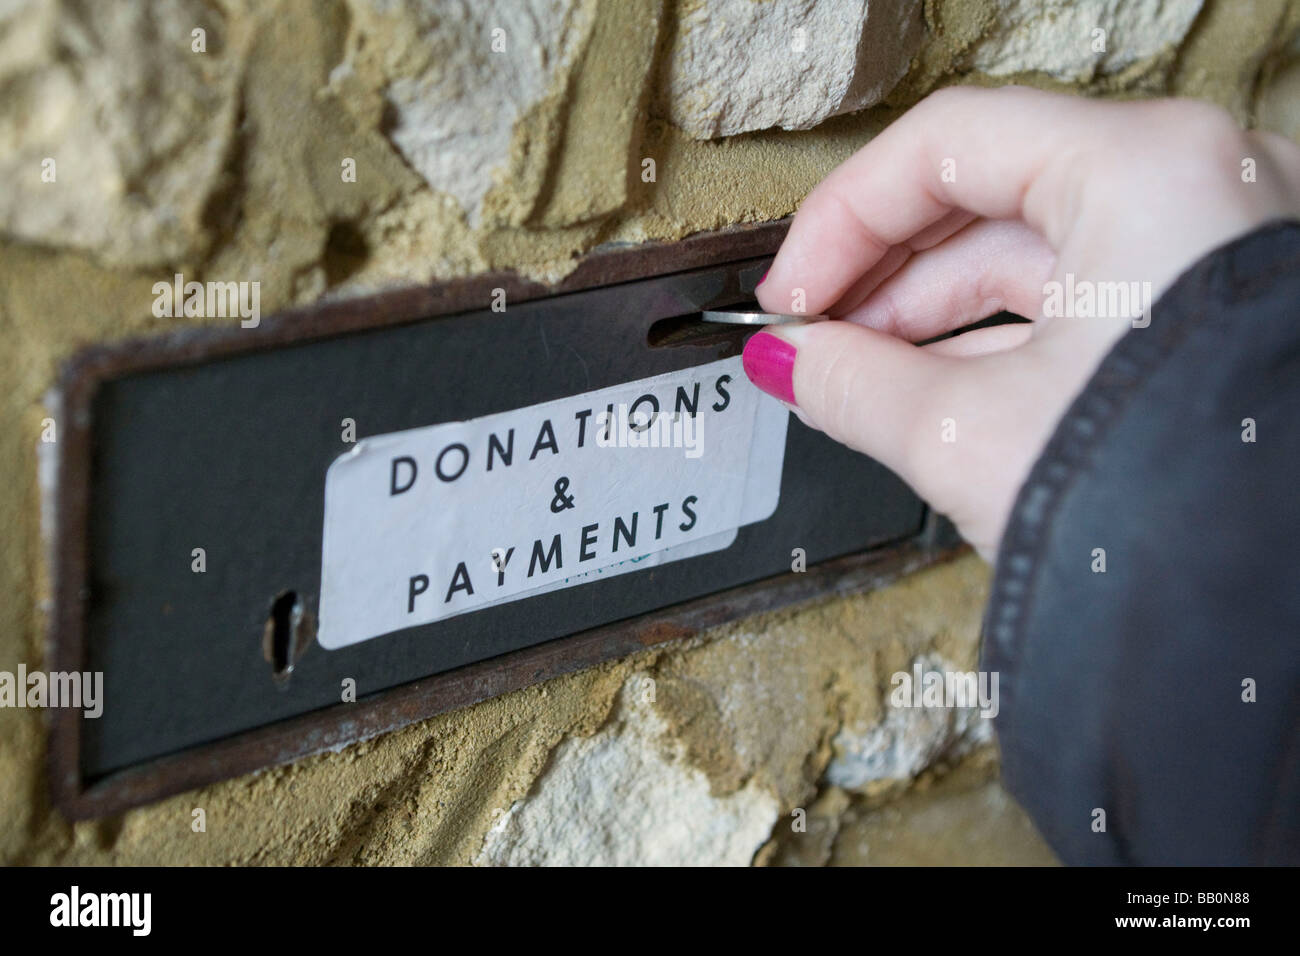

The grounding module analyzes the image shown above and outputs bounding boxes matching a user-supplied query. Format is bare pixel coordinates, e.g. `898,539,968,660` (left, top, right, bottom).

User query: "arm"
985,220,1300,864
742,86,1300,864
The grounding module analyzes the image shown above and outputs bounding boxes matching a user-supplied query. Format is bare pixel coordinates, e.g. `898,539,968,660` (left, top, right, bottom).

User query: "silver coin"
700,309,829,326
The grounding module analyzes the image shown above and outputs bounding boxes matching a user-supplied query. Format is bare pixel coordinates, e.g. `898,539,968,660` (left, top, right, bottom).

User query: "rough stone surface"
0,0,245,267
476,680,780,866
828,752,1059,866
665,0,925,138
826,654,994,792
968,0,1205,81
1258,36,1300,142
1173,0,1300,122
340,0,594,227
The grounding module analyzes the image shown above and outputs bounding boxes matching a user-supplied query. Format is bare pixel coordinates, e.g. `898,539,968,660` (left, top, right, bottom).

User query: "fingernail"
756,269,769,287
742,330,797,405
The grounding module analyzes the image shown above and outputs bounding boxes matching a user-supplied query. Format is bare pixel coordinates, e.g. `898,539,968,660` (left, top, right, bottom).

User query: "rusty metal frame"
45,218,965,819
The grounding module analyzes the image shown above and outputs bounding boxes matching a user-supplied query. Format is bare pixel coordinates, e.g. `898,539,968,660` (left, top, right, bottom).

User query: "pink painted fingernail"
742,331,797,405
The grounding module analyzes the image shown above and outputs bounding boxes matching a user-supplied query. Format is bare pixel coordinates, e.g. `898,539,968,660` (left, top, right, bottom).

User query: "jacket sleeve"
981,219,1300,865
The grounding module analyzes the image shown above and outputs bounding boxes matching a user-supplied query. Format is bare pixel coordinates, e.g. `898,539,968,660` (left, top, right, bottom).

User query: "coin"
699,309,830,326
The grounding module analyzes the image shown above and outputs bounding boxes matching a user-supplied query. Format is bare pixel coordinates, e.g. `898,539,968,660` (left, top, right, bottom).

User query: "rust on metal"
44,218,964,819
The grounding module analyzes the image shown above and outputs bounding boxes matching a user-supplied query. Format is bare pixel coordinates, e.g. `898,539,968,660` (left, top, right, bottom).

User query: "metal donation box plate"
46,222,954,817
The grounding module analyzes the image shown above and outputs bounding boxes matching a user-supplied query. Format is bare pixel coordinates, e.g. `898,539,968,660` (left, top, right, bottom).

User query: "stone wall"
1,0,1297,866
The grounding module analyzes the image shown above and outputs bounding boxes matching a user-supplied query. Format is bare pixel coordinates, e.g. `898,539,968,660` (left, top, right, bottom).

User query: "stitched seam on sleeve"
982,219,1300,684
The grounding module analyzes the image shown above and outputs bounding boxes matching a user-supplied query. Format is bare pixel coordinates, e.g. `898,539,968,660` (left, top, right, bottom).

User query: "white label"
318,356,787,648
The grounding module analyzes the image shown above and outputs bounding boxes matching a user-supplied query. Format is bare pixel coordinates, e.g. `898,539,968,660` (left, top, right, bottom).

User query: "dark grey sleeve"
981,219,1300,865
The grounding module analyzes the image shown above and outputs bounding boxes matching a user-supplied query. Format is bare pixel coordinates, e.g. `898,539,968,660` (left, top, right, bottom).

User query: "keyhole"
263,591,311,688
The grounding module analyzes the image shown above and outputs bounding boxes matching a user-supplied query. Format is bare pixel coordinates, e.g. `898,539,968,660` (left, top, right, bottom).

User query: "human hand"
744,85,1300,560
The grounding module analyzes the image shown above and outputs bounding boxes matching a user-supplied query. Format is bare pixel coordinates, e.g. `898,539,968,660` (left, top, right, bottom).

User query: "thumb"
741,320,951,495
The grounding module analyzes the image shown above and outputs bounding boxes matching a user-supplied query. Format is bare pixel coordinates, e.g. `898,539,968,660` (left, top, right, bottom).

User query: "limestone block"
0,0,243,267
664,0,925,139
475,679,779,866
826,654,994,792
346,0,594,227
969,0,1205,80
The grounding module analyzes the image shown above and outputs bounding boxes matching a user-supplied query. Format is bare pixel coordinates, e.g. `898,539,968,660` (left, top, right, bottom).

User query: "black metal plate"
47,222,953,816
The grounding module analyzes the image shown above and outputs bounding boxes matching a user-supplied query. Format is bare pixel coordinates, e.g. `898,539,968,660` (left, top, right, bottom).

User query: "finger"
827,209,980,318
840,218,1054,340
922,322,1034,358
741,319,1062,558
741,320,954,491
757,85,1113,316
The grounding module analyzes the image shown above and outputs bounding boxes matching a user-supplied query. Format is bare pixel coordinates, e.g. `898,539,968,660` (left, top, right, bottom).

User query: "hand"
745,85,1300,560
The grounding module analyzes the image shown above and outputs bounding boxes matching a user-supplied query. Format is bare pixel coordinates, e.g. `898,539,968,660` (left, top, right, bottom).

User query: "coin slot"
647,311,752,349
